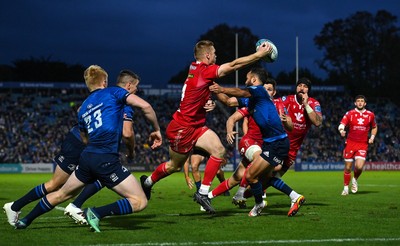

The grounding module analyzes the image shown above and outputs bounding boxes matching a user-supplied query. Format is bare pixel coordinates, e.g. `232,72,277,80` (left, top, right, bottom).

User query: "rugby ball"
256,39,278,63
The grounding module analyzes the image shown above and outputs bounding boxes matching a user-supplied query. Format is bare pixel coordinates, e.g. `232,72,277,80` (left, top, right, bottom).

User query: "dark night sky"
1,0,399,86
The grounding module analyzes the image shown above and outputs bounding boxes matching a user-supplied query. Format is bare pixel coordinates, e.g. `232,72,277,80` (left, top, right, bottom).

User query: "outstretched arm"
211,83,239,107
126,94,162,149
209,82,251,98
217,42,272,77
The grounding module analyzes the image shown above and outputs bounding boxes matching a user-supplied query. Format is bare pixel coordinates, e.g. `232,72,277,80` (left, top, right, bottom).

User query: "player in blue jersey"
63,69,141,224
13,65,162,232
3,69,142,227
210,67,290,216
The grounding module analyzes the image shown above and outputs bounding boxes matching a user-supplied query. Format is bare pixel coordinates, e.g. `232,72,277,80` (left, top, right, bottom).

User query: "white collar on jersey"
355,108,366,114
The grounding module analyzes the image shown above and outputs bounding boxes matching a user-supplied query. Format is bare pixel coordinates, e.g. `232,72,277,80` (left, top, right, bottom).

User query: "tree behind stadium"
0,56,85,82
314,10,400,103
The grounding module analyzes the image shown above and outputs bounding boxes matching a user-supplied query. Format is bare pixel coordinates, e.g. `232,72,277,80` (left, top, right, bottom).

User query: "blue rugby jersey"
78,86,130,154
69,124,82,140
123,105,134,122
242,85,287,142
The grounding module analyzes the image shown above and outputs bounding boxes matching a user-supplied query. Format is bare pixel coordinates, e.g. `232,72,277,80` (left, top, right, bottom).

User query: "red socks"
202,156,223,186
344,170,351,186
211,179,230,197
150,162,169,183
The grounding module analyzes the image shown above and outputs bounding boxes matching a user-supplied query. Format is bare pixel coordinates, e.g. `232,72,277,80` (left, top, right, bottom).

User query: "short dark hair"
249,67,269,84
119,69,139,80
265,77,276,90
355,95,367,102
117,69,140,85
296,77,311,91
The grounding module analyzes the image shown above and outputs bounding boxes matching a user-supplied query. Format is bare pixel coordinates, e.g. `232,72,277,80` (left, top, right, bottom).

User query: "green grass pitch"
1,171,399,246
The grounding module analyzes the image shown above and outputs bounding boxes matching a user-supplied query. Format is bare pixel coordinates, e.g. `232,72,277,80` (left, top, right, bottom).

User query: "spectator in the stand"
0,89,399,165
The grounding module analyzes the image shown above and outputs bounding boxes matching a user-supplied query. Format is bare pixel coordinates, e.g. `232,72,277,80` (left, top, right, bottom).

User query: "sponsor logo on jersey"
273,156,283,165
68,164,77,171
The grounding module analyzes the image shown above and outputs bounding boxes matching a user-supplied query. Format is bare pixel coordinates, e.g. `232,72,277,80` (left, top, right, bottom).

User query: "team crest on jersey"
294,112,303,122
281,96,287,101
110,173,119,182
357,118,365,125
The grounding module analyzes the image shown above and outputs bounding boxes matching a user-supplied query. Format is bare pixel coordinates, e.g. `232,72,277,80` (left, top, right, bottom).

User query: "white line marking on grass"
363,184,400,187
42,216,68,220
87,237,400,246
55,206,65,211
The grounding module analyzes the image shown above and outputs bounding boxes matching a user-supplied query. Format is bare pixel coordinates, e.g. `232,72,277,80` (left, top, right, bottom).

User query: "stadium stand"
0,87,399,168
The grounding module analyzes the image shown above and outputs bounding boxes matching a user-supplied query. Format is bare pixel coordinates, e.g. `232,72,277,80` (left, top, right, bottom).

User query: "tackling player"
210,67,290,216
140,40,272,214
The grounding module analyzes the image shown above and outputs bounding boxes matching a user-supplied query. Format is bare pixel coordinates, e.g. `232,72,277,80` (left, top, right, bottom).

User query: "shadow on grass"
353,190,379,195
101,213,175,230
29,213,176,231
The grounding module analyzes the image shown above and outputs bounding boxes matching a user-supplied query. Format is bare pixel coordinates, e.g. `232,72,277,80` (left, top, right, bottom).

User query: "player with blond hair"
13,65,162,232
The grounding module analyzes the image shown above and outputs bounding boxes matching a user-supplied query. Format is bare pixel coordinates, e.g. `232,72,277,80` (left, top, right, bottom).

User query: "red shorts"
238,135,262,165
166,119,209,154
343,139,368,161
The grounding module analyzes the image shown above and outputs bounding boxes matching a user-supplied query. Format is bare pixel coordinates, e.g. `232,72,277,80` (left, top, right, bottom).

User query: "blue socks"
249,182,264,204
72,180,103,208
92,198,133,219
195,181,201,192
269,177,292,196
12,183,48,211
22,196,54,225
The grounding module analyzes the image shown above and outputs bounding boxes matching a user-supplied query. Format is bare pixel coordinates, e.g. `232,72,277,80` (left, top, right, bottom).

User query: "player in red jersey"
278,77,323,175
338,95,377,195
256,77,323,216
140,40,273,214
